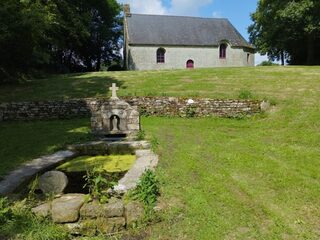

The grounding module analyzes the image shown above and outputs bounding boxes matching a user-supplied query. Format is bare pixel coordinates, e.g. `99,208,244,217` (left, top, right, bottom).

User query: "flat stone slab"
0,150,75,196
68,140,151,155
112,149,159,194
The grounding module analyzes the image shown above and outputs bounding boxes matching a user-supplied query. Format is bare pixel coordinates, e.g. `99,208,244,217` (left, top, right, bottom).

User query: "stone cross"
109,83,119,100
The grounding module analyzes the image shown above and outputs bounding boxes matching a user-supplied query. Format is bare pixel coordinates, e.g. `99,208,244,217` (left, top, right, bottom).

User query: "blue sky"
118,0,268,64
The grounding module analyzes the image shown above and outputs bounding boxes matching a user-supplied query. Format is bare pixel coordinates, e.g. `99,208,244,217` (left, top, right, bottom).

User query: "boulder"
31,202,51,218
38,171,68,194
104,198,124,217
51,194,85,223
125,201,144,226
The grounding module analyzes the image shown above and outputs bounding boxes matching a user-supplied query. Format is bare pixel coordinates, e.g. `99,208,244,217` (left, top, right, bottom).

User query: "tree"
0,0,122,83
249,0,320,65
48,0,122,72
0,0,51,82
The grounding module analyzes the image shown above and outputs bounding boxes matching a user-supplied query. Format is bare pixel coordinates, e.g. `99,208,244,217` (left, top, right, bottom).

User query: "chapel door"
186,59,194,69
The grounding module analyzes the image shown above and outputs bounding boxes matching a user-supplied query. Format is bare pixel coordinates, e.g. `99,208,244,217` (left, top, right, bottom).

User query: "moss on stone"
57,155,135,173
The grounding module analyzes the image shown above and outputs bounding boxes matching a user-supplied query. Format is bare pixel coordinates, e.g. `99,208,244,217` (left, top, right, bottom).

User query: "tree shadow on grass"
0,118,93,178
0,72,126,102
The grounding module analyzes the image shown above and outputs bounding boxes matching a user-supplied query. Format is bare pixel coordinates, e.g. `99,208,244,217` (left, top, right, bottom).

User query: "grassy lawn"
0,66,319,239
0,66,319,101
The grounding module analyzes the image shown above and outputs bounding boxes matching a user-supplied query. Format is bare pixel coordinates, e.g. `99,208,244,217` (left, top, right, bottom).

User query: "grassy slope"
0,66,319,239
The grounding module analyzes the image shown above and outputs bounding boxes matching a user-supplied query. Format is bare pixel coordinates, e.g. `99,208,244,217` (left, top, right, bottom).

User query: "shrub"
185,105,197,118
130,170,160,211
0,197,13,225
107,64,123,71
258,60,279,66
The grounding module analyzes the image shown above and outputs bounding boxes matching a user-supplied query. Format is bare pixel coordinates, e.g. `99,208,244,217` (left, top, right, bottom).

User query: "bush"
130,170,160,211
258,60,279,66
185,105,197,118
107,64,123,71
0,197,13,225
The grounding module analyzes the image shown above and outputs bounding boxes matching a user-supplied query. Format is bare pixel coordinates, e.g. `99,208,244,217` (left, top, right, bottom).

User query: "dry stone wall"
0,97,262,122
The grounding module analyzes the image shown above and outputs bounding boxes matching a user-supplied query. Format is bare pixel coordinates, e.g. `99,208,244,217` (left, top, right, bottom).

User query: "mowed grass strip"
0,66,319,102
0,66,319,239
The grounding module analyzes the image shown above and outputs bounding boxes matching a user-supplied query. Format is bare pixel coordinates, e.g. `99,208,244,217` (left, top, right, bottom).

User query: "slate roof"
126,14,254,48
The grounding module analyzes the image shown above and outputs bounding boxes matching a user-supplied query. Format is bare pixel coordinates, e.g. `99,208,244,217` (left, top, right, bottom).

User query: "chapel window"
219,43,227,59
156,48,166,63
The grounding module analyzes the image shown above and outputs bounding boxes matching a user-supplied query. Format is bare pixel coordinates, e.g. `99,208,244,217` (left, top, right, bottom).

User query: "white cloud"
169,0,213,16
254,53,269,66
212,11,222,18
118,0,213,16
118,0,168,14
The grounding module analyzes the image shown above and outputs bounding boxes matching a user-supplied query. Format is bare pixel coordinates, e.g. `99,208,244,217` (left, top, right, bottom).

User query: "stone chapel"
123,4,255,70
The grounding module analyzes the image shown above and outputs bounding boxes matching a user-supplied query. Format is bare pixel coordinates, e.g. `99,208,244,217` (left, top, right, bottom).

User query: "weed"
0,198,69,240
135,129,146,141
27,175,39,200
150,136,159,152
238,89,254,99
185,105,197,118
129,170,160,213
83,168,116,203
139,106,150,117
0,197,13,225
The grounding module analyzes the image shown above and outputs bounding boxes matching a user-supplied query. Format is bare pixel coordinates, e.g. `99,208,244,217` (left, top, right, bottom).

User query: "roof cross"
109,83,119,100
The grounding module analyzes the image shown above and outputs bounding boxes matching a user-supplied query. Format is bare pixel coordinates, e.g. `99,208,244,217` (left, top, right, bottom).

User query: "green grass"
0,66,319,102
0,66,319,239
57,155,136,172
0,118,92,177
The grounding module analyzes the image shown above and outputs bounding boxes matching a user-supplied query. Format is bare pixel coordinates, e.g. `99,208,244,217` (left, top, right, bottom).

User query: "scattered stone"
39,171,68,195
97,217,126,234
31,202,51,218
51,194,85,223
104,198,124,217
260,100,270,111
76,220,97,236
65,222,83,235
125,201,144,226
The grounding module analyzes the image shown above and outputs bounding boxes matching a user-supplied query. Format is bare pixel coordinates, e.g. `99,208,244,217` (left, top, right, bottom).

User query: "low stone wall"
0,97,262,121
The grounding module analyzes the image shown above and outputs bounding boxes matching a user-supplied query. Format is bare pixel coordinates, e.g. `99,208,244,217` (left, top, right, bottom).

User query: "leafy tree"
0,0,51,82
249,0,320,65
0,0,122,83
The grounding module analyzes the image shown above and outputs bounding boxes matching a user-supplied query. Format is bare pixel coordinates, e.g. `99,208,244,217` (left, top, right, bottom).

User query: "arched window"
156,48,165,63
186,59,194,69
219,43,227,59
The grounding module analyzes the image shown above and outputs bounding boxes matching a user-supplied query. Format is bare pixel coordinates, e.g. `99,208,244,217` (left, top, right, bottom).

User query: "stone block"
51,194,85,223
125,201,144,226
80,201,103,219
96,217,126,234
104,198,124,217
32,202,51,218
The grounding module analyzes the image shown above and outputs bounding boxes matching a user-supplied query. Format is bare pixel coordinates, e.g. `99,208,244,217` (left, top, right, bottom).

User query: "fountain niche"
91,83,140,139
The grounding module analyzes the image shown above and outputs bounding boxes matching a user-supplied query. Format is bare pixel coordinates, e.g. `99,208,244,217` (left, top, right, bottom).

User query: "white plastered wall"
127,45,255,70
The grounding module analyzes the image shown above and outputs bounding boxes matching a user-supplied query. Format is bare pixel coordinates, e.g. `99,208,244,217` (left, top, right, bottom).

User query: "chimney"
123,4,131,17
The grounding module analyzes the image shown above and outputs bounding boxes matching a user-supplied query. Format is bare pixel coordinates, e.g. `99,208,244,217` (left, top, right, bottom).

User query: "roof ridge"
129,13,228,21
